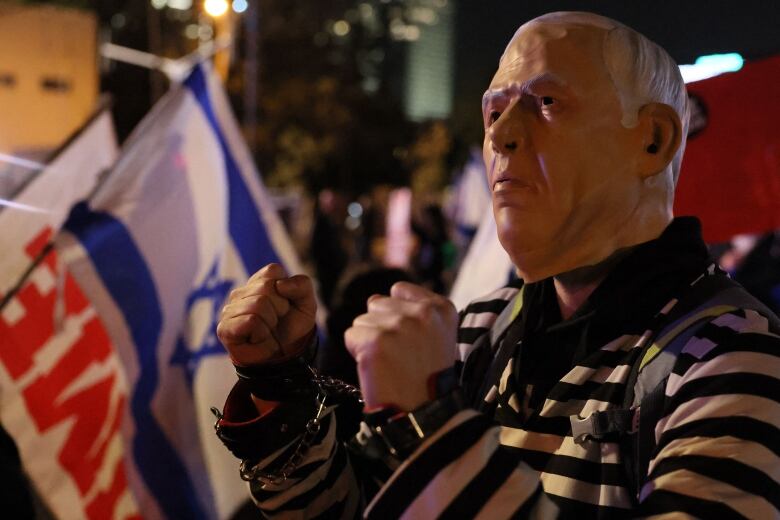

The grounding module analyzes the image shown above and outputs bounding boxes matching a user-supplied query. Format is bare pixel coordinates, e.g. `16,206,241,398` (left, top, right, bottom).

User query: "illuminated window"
404,1,454,121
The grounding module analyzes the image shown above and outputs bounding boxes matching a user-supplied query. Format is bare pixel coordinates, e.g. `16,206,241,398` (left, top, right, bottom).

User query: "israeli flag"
59,64,304,519
449,205,515,311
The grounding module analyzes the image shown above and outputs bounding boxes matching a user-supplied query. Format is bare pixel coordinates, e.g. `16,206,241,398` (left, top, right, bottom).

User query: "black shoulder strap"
572,272,737,440
622,272,740,408
625,272,780,501
568,270,780,501
471,289,525,411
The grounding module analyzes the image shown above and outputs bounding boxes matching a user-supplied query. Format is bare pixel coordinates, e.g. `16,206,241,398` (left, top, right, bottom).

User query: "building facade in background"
403,0,455,121
0,4,98,197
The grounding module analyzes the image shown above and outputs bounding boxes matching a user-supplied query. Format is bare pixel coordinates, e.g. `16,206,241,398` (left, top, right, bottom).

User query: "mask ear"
636,102,682,178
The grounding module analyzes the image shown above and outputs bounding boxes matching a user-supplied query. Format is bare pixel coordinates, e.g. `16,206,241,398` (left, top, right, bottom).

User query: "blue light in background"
679,53,744,83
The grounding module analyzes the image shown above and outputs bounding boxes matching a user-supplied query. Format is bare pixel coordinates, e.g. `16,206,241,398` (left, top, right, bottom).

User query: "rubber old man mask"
483,15,684,282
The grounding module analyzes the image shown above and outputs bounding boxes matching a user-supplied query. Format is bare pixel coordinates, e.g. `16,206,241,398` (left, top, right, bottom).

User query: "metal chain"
238,373,362,487
239,390,327,486
313,374,364,405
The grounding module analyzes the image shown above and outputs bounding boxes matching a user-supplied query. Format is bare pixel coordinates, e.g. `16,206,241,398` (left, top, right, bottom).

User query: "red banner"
0,227,140,520
674,55,780,244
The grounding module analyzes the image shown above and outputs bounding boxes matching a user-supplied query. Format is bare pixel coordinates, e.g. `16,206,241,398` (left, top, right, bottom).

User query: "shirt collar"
519,217,713,349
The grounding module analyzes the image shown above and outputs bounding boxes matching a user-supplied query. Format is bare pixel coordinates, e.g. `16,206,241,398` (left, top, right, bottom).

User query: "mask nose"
488,101,525,154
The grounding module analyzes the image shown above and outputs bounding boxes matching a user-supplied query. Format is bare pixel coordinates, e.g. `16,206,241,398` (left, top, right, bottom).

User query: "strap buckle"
570,413,599,445
368,389,467,459
570,407,639,445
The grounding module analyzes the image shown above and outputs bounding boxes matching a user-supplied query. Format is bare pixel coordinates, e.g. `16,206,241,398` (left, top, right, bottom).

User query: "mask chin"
508,196,665,283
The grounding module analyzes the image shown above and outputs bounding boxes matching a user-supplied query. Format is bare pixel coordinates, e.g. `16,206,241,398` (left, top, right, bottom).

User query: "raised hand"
217,263,316,367
345,282,458,412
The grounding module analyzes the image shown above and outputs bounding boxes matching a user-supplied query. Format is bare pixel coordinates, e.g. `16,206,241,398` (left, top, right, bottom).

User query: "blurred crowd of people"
717,230,780,314
278,119,486,309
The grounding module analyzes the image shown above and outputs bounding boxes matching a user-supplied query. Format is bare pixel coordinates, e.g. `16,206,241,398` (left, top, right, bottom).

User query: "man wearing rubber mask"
215,12,780,518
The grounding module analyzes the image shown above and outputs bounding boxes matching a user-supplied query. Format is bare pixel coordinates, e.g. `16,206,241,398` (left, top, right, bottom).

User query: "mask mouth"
490,154,510,186
492,158,534,191
493,177,534,192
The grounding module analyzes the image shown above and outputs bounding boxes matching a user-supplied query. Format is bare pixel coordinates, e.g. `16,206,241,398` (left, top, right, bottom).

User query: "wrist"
234,329,318,402
363,387,467,460
229,327,317,367
363,366,460,414
277,327,318,360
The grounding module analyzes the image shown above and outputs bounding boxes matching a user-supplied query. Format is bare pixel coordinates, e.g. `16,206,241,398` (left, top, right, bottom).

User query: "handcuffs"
213,332,467,486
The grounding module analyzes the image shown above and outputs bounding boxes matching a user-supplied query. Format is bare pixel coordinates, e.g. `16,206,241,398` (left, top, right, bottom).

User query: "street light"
204,0,228,17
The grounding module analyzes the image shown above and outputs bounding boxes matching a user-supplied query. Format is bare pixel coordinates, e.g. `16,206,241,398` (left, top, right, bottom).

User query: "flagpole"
243,0,258,150
0,165,112,314
0,243,53,312
146,1,165,103
100,38,232,83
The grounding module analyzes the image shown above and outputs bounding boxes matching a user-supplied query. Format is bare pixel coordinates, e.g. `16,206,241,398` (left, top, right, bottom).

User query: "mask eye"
541,96,554,106
488,110,501,125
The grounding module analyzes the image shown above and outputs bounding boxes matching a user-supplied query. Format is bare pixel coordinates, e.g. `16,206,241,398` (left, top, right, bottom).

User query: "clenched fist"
345,282,458,412
217,263,316,367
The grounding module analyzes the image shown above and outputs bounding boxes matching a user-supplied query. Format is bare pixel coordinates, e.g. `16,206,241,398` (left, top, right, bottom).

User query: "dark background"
16,0,780,194
451,0,780,144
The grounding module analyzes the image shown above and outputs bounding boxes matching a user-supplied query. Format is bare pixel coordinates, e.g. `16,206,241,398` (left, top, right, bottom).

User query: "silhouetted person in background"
317,267,414,386
309,189,348,308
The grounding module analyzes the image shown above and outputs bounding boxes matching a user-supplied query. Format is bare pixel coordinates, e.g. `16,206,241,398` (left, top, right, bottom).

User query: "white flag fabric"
57,64,304,519
449,205,515,311
0,112,142,519
449,146,491,239
0,111,116,297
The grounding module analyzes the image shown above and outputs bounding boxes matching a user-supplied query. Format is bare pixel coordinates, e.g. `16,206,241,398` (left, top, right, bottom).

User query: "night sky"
451,0,780,144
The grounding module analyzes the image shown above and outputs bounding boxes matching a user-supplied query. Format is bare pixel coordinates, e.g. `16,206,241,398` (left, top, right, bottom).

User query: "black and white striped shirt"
245,219,780,518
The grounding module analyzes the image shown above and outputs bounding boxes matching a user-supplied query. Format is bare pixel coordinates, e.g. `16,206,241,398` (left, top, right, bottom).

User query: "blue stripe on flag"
184,66,280,273
64,202,208,520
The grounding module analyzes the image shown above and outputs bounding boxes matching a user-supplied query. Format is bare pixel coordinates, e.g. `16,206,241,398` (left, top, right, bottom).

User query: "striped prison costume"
242,219,780,518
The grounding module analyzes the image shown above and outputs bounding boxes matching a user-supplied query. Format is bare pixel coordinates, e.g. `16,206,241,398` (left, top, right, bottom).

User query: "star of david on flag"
170,262,234,389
